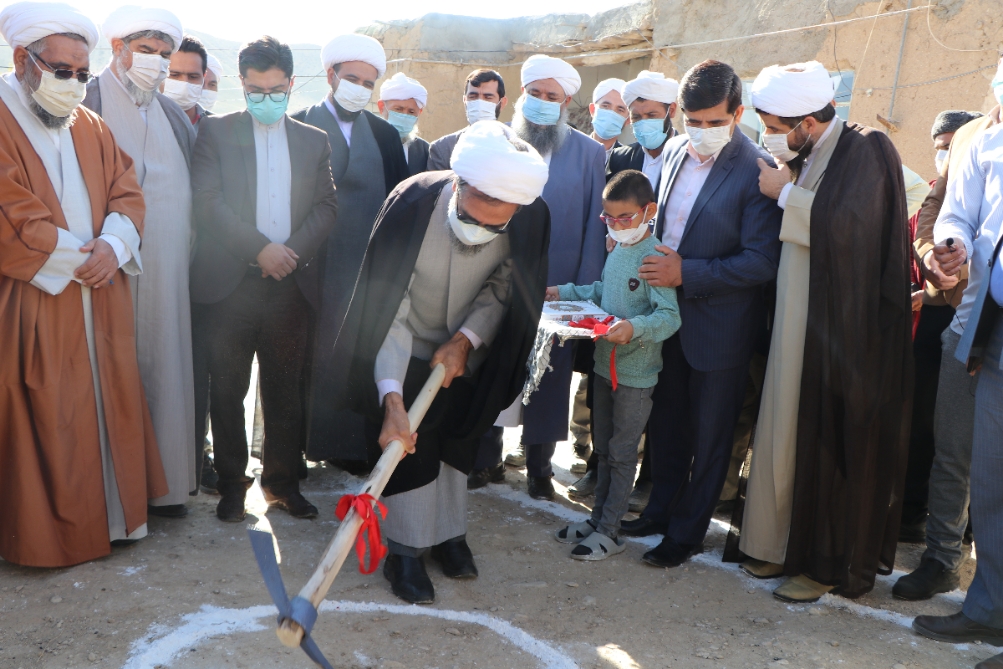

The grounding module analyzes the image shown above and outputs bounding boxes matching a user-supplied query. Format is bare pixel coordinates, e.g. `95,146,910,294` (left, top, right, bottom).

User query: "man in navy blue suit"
620,60,782,568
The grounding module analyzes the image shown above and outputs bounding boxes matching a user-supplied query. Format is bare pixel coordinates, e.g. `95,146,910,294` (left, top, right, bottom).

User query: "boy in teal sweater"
548,170,681,560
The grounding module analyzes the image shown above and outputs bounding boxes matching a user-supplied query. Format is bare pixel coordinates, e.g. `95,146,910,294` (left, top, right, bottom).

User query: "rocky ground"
0,374,993,669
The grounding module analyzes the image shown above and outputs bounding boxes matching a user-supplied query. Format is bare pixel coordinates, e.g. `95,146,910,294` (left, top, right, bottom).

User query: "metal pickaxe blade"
248,529,334,669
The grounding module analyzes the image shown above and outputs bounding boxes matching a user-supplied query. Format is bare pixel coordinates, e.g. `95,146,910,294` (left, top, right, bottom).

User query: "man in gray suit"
427,69,508,171
190,36,338,524
913,119,1003,668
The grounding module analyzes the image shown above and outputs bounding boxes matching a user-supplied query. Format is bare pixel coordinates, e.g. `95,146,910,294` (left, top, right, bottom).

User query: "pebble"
50,596,62,604
88,653,97,661
582,596,597,607
565,582,580,588
15,585,24,592
830,641,840,647
809,608,827,616
445,627,461,636
754,617,770,624
489,607,499,612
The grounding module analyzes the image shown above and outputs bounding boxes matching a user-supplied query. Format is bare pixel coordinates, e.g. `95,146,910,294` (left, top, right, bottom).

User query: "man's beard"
785,127,816,182
331,95,361,123
114,56,156,107
399,125,418,145
21,67,72,130
512,94,569,155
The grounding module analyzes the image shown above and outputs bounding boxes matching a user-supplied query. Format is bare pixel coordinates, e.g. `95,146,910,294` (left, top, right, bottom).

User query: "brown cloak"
0,101,167,568
783,122,913,598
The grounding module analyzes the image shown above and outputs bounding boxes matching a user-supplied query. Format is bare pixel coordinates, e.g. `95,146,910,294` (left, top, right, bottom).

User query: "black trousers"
207,270,310,497
191,301,213,482
902,304,956,524
643,335,748,545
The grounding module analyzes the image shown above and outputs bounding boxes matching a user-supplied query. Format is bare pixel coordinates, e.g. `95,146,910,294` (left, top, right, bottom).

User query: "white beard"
114,56,156,107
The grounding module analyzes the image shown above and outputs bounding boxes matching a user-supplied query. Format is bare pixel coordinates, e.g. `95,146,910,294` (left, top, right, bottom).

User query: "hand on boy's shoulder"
639,244,682,288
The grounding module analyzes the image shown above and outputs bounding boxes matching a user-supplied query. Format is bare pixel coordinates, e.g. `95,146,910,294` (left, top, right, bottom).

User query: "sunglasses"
29,52,92,84
457,190,512,234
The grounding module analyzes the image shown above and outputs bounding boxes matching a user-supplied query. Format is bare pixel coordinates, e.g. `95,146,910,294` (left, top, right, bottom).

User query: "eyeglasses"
600,207,645,227
28,52,91,84
457,190,512,234
245,91,289,103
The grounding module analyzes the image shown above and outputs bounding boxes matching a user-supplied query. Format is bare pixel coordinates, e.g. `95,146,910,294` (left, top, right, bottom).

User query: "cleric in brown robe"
0,2,167,568
753,68,913,600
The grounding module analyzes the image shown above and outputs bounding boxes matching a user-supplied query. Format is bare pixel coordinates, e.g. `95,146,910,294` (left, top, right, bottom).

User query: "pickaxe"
248,363,447,668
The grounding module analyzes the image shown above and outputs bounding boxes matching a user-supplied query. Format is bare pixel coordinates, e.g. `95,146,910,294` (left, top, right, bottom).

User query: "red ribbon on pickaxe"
568,315,619,391
335,493,388,574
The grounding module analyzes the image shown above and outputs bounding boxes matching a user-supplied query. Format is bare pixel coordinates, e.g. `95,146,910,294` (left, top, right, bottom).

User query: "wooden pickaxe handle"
276,363,447,648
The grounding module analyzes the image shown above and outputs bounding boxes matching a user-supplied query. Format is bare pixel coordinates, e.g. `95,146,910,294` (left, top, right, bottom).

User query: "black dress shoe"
383,554,435,604
265,491,318,519
893,556,960,601
913,611,1003,645
620,515,667,537
216,493,246,523
148,504,188,518
641,537,703,568
430,539,478,578
898,519,927,543
200,463,219,495
527,476,555,500
467,463,505,490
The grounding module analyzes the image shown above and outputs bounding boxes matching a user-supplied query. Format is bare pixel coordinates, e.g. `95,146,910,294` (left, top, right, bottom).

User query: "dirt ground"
0,374,995,669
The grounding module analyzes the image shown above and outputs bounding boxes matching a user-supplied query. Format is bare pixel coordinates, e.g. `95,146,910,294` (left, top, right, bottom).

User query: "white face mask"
465,99,497,125
162,77,202,110
448,192,498,246
333,78,372,113
761,120,803,163
609,220,650,246
28,56,85,117
126,51,169,92
935,149,949,174
686,122,733,157
199,88,218,112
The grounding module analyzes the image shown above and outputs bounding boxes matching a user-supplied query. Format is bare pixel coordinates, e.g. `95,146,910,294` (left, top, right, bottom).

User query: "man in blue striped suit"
619,60,782,568
913,113,1003,668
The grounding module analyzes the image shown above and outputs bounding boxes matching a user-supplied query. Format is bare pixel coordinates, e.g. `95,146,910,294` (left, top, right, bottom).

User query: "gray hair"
122,29,175,51
931,110,983,139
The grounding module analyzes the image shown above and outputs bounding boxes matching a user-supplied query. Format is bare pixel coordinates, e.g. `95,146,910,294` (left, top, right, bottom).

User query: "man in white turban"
81,5,197,520
608,71,680,191
326,120,551,604
427,68,509,172
295,34,410,470
378,71,430,175
199,53,222,113
737,60,913,604
478,53,605,502
589,77,627,158
0,1,168,567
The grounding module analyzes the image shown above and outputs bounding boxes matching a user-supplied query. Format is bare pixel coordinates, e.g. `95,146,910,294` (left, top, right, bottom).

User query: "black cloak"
783,123,914,598
315,171,550,494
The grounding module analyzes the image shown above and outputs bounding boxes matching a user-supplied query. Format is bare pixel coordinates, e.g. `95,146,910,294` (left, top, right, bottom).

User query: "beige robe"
99,73,196,506
739,117,843,565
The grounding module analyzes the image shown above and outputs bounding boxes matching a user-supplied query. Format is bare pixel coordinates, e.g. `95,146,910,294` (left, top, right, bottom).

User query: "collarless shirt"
641,146,663,189
324,97,355,147
777,118,839,209
661,143,718,250
251,114,292,244
107,68,151,124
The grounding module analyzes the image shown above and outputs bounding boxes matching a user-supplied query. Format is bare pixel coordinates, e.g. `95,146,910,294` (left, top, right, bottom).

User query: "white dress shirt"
934,123,1003,332
661,143,718,250
251,114,292,244
777,119,839,210
641,147,662,190
324,97,354,147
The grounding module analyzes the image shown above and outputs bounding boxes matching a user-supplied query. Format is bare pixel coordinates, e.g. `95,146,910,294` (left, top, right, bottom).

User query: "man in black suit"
621,60,782,568
190,36,338,523
606,71,679,194
378,72,430,175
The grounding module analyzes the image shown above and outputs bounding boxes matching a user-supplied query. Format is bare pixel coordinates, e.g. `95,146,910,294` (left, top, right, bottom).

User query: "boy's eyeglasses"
245,91,289,103
29,52,92,84
600,207,645,227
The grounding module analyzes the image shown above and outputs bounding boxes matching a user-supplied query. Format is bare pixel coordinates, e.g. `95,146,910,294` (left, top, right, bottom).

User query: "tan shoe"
773,575,834,603
741,558,784,579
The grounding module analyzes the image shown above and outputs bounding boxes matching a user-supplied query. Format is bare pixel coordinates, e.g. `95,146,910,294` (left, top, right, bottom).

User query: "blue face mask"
592,108,626,140
632,118,669,150
386,110,418,139
522,94,562,126
245,91,289,126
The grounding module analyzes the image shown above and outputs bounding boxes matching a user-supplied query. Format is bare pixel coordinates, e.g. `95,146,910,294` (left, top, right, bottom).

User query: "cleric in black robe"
328,122,551,603
292,34,410,465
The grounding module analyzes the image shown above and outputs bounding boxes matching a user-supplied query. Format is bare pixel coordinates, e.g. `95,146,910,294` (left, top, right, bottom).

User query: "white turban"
592,78,625,104
205,53,223,79
103,5,183,53
451,121,549,206
521,54,581,97
379,72,427,109
321,33,386,78
0,2,99,53
622,70,678,108
750,60,836,118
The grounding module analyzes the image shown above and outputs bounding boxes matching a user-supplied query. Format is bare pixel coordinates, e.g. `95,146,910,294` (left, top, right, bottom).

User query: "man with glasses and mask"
738,60,911,603
325,121,550,604
190,35,338,524
427,69,508,171
617,60,782,571
82,5,198,521
293,33,409,473
0,1,168,566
